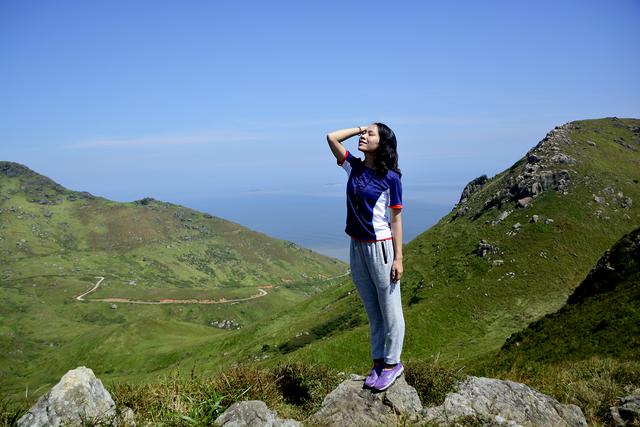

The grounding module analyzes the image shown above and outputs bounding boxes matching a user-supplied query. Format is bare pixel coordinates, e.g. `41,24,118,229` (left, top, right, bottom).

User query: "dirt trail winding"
76,276,105,301
74,270,349,305
75,276,267,305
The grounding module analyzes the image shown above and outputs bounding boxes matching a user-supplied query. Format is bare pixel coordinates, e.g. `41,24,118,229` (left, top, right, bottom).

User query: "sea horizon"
184,192,457,263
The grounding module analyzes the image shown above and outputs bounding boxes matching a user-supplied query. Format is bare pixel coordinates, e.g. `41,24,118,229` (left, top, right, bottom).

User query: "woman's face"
358,124,380,153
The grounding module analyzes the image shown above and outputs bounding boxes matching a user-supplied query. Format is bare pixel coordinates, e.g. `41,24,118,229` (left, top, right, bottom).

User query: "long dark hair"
372,122,401,177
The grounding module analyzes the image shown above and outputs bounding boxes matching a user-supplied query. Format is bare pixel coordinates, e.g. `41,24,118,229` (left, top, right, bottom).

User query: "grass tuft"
0,395,29,427
404,357,466,406
108,361,341,425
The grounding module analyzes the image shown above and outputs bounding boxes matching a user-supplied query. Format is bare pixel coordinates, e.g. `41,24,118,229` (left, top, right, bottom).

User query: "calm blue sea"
187,193,455,262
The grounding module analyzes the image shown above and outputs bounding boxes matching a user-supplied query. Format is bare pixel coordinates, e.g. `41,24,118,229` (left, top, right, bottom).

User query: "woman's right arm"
326,127,366,162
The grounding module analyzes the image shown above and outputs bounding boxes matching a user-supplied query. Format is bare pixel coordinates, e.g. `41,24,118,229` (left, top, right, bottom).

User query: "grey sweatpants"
350,238,405,364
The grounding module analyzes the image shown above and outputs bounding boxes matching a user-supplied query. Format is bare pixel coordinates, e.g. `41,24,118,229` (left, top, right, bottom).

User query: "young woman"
326,123,405,391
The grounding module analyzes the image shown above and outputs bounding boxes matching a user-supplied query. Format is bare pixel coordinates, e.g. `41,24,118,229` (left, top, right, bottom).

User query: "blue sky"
2,0,639,218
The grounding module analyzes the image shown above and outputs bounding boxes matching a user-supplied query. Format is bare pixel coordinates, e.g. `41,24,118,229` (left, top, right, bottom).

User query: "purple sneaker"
364,365,383,388
372,363,404,391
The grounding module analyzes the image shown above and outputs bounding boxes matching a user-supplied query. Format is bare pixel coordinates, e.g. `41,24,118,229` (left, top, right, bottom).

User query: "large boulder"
215,400,300,426
17,366,134,426
307,374,422,426
422,376,587,426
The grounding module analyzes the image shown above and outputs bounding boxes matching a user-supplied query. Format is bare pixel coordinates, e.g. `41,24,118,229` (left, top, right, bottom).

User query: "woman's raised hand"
327,126,367,163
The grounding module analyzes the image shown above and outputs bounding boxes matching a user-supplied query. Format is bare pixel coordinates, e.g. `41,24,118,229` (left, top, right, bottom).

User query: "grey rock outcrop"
422,376,587,427
458,174,489,205
610,394,640,426
215,400,300,427
210,319,241,329
215,373,592,427
17,366,134,426
451,122,577,222
451,175,489,220
507,125,576,203
517,197,533,208
307,374,422,426
498,210,512,222
490,210,513,226
550,152,576,164
477,240,499,257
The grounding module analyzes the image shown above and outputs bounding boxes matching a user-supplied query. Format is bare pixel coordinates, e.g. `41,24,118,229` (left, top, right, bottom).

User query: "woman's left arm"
390,208,403,282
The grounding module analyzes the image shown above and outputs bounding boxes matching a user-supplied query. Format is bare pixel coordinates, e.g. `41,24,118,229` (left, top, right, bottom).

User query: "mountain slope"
0,161,347,398
0,161,344,288
3,117,639,400
209,117,640,373
495,225,639,365
395,117,640,364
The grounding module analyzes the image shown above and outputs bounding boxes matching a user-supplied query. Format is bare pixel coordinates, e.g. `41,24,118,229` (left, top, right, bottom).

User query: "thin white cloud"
59,114,540,155
63,131,272,149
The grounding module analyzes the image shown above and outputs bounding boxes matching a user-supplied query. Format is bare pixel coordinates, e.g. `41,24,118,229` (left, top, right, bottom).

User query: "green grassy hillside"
477,225,640,424
494,225,639,365
0,162,347,399
3,117,639,415
395,118,640,366
204,117,640,376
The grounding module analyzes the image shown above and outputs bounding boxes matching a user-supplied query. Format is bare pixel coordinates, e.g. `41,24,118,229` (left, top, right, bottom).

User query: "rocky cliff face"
450,118,640,224
450,122,580,222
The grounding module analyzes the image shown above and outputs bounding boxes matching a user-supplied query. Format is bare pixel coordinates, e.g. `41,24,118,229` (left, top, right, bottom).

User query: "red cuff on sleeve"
389,204,403,209
337,150,349,166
